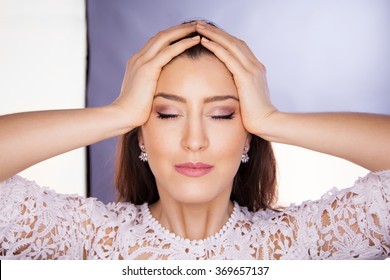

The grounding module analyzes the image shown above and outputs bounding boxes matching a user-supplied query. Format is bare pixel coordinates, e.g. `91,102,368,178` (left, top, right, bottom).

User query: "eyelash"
212,112,235,120
157,113,178,119
157,112,234,120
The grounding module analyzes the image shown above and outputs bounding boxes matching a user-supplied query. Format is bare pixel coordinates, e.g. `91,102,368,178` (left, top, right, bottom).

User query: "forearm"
0,105,133,181
259,112,390,171
0,24,203,182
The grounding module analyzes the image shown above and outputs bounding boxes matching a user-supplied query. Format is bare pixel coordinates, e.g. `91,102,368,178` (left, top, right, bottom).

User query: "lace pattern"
0,171,389,259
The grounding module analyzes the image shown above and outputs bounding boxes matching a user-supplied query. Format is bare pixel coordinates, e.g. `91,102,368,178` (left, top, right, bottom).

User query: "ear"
137,127,144,147
245,133,252,150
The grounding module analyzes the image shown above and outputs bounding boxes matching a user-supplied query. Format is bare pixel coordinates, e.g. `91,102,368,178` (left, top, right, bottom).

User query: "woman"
0,21,389,259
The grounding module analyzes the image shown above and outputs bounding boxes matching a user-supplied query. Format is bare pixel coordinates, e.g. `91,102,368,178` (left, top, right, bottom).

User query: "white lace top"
0,171,389,260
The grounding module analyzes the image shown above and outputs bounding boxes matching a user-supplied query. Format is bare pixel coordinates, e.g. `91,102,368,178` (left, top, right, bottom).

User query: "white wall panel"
274,143,368,206
0,0,87,195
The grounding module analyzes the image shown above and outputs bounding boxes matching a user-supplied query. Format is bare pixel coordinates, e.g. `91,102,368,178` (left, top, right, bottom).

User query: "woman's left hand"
195,21,277,137
196,21,390,172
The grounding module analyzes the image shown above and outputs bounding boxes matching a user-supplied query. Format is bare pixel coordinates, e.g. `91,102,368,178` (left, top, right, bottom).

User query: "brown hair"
115,23,278,211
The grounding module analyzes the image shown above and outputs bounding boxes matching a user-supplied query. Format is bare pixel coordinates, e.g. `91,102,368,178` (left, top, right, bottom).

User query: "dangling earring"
241,146,249,163
139,144,148,162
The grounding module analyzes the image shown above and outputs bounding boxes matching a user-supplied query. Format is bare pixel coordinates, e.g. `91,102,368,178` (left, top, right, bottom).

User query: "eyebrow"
154,92,239,103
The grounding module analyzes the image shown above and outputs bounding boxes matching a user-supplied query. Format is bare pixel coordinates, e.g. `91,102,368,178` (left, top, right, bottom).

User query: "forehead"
156,56,237,99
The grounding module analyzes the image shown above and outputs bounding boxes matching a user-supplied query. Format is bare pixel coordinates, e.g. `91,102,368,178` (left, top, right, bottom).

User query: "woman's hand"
112,22,201,129
195,21,390,171
0,23,202,181
195,21,277,137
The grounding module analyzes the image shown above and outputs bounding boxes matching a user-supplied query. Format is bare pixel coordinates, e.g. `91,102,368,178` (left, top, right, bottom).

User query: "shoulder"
350,170,390,190
270,170,390,236
247,170,390,226
314,170,390,209
240,171,390,259
0,175,140,224
1,175,44,196
282,170,390,211
0,176,147,259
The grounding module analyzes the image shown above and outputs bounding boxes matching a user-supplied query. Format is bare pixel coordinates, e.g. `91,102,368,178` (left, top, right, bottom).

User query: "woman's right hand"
0,23,200,181
111,22,200,129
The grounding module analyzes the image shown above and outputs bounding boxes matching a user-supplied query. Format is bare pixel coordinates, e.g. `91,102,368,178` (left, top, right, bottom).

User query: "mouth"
174,162,214,177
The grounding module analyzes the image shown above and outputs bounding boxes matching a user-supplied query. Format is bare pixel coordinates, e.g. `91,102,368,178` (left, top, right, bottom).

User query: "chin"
173,194,217,205
165,182,230,205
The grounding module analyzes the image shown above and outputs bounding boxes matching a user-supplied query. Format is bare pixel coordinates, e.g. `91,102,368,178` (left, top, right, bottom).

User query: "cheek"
141,123,178,181
141,121,179,157
208,124,248,156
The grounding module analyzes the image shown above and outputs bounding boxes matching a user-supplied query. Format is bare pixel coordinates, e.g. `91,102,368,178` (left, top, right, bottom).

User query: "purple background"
87,0,390,203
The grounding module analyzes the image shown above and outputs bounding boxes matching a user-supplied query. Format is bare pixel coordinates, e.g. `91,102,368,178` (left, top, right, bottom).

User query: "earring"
139,144,148,162
241,146,249,163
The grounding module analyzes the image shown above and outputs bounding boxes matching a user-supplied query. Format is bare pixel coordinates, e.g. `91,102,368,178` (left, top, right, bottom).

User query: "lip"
174,162,214,177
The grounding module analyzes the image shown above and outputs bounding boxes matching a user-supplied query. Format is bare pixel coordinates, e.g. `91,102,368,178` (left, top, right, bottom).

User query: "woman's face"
140,55,250,205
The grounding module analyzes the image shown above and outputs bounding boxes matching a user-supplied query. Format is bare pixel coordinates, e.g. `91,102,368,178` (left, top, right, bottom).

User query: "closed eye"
157,113,179,119
211,113,235,120
157,112,235,120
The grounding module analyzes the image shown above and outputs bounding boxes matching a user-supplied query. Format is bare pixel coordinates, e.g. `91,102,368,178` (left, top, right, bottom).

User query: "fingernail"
192,35,200,41
201,37,209,42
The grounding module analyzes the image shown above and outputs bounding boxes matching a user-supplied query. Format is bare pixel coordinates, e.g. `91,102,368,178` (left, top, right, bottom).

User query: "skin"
141,56,250,240
0,21,389,242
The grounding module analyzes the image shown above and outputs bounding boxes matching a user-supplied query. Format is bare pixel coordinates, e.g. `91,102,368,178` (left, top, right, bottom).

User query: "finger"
137,22,197,62
200,37,249,83
146,35,201,71
196,22,260,71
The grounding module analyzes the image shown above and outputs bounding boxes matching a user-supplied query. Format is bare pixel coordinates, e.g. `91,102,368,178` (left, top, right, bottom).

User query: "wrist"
252,110,287,142
97,105,136,137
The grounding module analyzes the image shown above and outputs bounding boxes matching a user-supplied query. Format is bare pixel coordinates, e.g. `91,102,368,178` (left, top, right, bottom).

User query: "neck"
149,195,234,241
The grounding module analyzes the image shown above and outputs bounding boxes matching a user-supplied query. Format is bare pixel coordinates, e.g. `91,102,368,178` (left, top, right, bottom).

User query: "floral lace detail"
0,171,389,259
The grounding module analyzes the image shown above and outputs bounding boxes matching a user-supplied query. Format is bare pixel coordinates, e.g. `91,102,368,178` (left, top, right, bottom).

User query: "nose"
181,116,209,152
